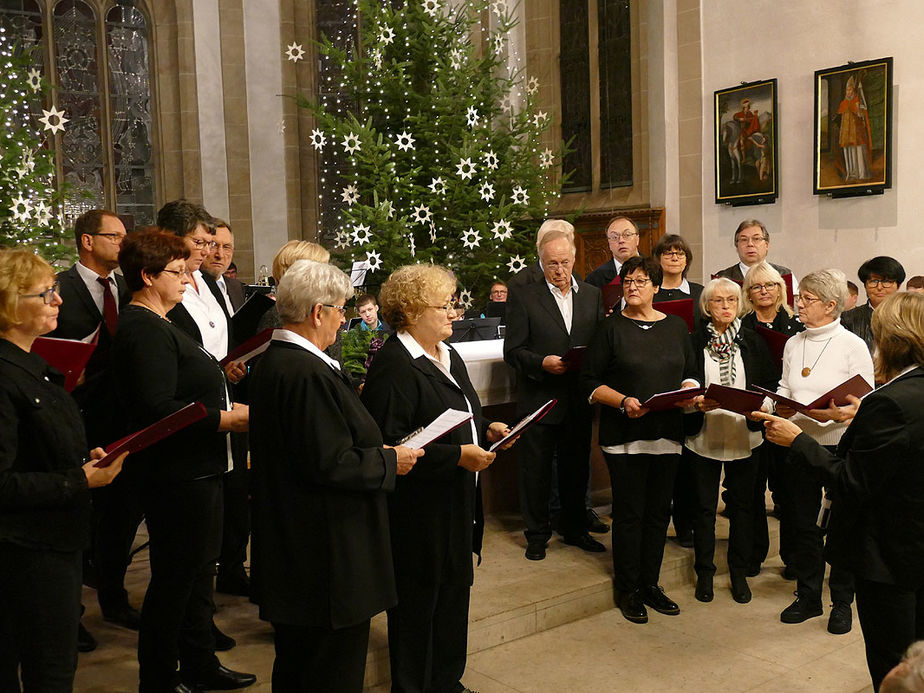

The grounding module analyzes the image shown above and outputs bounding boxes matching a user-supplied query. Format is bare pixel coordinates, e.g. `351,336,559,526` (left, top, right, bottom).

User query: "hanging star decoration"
366,249,382,272
479,182,495,202
539,148,554,169
352,223,372,245
532,110,548,128
527,76,539,96
507,255,526,275
38,105,68,135
379,26,396,45
456,157,476,180
428,223,437,244
309,128,327,151
458,289,473,309
412,204,432,225
422,0,440,18
449,48,464,70
10,194,33,222
341,185,359,205
370,48,383,70
394,130,416,152
511,185,529,206
483,149,499,170
26,68,41,92
408,234,416,257
491,0,508,17
285,43,305,62
33,201,52,227
491,219,513,241
277,119,286,135
492,34,506,55
342,132,361,155
428,176,447,196
334,230,351,249
500,90,515,113
380,199,395,219
462,227,481,249
465,106,479,128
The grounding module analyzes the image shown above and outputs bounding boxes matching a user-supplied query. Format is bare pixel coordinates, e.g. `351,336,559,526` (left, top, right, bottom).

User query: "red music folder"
753,374,872,414
641,386,705,412
655,298,695,332
754,324,792,369
561,346,587,372
490,399,557,451
219,328,274,366
31,336,97,393
703,384,767,415
96,402,208,467
602,277,623,314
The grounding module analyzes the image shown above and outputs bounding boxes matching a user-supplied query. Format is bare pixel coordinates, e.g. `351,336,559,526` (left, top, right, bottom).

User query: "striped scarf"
705,317,741,386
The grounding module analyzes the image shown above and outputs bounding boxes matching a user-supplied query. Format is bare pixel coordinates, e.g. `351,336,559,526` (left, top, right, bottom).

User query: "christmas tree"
296,0,566,307
0,25,73,264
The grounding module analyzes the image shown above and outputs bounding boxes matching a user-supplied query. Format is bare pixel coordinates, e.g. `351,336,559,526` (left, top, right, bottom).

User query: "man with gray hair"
507,218,580,288
504,230,605,560
715,219,794,283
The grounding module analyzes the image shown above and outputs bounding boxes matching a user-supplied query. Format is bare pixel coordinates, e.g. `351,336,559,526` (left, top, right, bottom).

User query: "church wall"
699,1,924,289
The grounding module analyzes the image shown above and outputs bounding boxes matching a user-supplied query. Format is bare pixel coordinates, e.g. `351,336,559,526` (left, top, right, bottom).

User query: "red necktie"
96,276,119,335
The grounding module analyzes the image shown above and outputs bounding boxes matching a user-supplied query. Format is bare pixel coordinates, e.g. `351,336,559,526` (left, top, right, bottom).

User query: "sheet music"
350,260,370,287
489,399,556,451
399,409,473,450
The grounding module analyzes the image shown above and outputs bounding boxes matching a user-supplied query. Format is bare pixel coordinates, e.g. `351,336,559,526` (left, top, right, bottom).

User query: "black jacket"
741,308,803,337
715,261,793,283
0,339,91,551
249,339,397,628
361,336,487,587
840,301,874,353
584,258,619,289
791,367,924,588
503,279,603,423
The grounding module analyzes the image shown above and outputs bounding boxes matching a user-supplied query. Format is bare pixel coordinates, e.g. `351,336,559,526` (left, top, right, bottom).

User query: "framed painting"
813,57,893,196
714,78,779,206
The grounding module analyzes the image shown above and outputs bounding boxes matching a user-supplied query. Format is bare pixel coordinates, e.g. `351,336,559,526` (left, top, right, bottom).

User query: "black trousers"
604,452,680,593
0,544,82,693
387,579,470,693
91,470,145,612
670,450,697,538
217,455,250,583
855,577,924,691
138,475,222,692
271,620,370,693
780,450,854,604
519,413,591,541
688,449,759,576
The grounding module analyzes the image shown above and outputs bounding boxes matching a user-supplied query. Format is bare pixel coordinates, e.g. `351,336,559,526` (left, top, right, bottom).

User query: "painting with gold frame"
813,57,893,196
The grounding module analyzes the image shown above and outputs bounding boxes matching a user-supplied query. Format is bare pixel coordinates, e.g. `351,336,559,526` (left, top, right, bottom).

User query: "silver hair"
700,277,746,319
880,641,924,692
800,268,848,318
536,219,575,250
538,229,576,257
276,259,352,324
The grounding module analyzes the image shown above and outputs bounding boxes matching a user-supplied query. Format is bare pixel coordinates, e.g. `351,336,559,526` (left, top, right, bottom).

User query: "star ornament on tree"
26,68,41,92
10,194,33,222
507,255,526,275
38,105,68,135
511,185,529,206
492,34,506,55
394,130,416,152
352,223,372,245
33,200,52,227
479,182,495,202
285,43,305,62
483,149,499,170
456,157,476,180
412,204,432,225
491,219,513,241
532,110,548,128
458,289,473,309
527,76,539,96
379,26,396,46
491,0,508,18
539,148,554,169
449,48,464,71
462,227,481,249
422,0,440,18
366,249,382,272
428,176,447,196
309,128,327,151
342,132,361,155
334,229,351,249
341,185,359,205
465,106,479,128
370,48,383,70
500,90,516,113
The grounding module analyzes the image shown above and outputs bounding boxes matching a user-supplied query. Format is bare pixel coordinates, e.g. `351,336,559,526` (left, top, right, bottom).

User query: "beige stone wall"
675,0,702,282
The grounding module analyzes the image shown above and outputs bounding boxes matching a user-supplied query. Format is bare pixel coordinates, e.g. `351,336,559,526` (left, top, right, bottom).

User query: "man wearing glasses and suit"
585,216,643,288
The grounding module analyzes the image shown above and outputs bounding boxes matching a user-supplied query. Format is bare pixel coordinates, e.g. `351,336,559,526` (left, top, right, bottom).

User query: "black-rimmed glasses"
20,282,60,304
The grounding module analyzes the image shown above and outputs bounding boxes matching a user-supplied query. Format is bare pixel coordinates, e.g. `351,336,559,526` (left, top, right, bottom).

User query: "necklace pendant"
801,367,811,377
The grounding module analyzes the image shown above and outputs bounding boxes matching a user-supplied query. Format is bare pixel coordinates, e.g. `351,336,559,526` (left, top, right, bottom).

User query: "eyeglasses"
159,268,190,279
736,235,768,246
748,282,778,293
865,278,896,288
795,294,823,305
709,297,739,306
189,238,218,250
607,231,639,241
545,261,572,271
622,278,651,288
429,303,463,313
20,282,59,304
213,244,234,254
322,304,347,315
660,250,686,259
92,232,126,242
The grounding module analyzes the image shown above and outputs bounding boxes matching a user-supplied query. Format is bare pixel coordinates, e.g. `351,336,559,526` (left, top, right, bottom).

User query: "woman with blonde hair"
742,261,801,336
259,240,333,332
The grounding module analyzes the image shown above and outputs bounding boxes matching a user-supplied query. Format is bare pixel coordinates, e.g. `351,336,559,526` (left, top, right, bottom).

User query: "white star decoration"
379,26,395,45
334,230,351,249
33,201,52,226
412,204,432,225
492,34,506,55
341,185,359,205
491,219,513,241
428,223,437,244
285,43,305,62
352,223,372,245
26,68,41,92
456,157,476,180
10,194,32,222
511,185,529,206
370,48,383,69
277,119,286,135
479,182,495,202
309,129,326,151
466,106,479,128
527,76,539,95
380,200,395,219
459,289,473,310
507,255,526,274
539,148,554,168
422,0,440,18
532,110,548,128
483,149,498,170
408,234,416,257
462,227,481,249
500,90,516,113
429,177,447,196
366,250,382,272
38,105,68,135
394,130,416,152
342,132,361,155
491,0,508,17
449,48,464,70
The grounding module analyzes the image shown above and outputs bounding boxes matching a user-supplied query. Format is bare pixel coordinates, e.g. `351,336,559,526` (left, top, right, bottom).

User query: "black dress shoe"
216,572,251,597
781,565,797,581
182,665,256,691
585,508,610,534
694,574,714,603
102,604,142,630
617,589,648,624
525,539,547,561
173,685,200,693
77,621,97,653
780,593,823,624
674,530,694,548
641,585,680,615
730,572,752,604
745,563,761,578
562,533,606,553
211,622,236,651
827,601,852,634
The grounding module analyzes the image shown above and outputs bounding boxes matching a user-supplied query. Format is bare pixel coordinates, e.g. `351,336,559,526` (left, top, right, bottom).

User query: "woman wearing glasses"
772,269,873,636
111,230,253,692
652,233,704,325
361,264,513,693
0,249,125,691
841,256,906,353
581,256,700,624
742,261,803,337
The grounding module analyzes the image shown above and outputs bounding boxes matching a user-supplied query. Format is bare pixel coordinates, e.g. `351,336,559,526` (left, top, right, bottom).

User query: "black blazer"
791,367,924,589
166,271,234,351
249,340,398,629
503,279,603,423
715,261,792,283
741,308,803,338
685,324,779,435
584,258,618,289
361,336,487,587
224,276,246,312
112,305,229,482
840,301,874,353
0,339,91,551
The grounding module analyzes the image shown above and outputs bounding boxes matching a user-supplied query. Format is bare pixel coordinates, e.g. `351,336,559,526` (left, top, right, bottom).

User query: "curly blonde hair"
0,249,55,332
379,264,456,331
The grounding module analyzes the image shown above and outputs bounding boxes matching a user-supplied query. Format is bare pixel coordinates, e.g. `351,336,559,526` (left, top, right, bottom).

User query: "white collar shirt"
182,270,230,361
545,276,579,334
272,328,342,371
215,275,235,315
75,260,118,317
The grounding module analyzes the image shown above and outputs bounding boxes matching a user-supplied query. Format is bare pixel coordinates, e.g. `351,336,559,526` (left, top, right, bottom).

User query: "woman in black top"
111,231,252,693
741,261,802,336
0,249,124,691
581,256,699,625
652,233,704,326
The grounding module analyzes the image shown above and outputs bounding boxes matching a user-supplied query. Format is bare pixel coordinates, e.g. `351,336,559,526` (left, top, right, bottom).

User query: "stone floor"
73,510,875,693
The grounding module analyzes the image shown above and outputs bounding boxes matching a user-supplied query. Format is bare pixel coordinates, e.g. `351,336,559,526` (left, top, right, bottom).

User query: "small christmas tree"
0,25,73,264
297,0,566,307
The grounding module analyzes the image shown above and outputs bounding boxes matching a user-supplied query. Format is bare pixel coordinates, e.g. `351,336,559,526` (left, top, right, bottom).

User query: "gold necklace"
801,337,832,377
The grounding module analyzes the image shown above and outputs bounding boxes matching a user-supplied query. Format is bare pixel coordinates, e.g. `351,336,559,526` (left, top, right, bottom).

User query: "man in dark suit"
204,221,246,314
507,219,581,289
504,229,605,560
584,216,642,288
714,219,794,284
50,209,142,634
